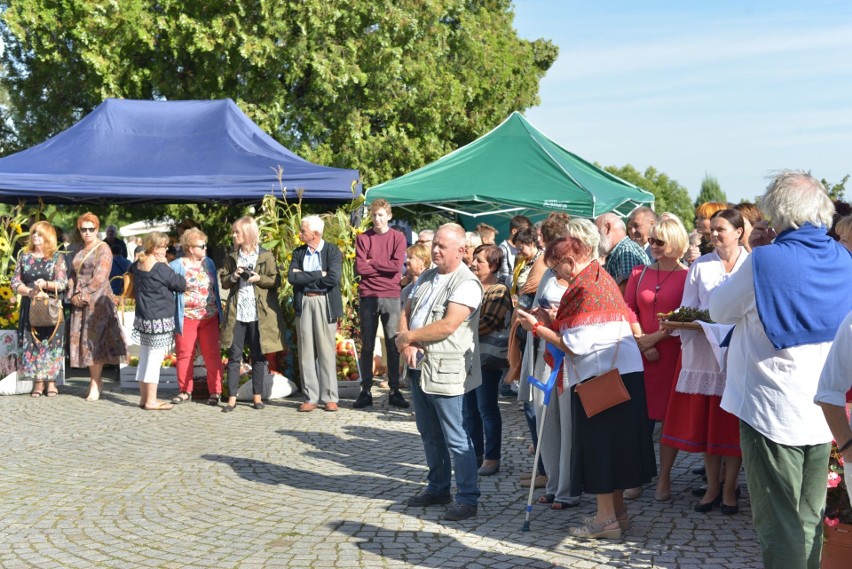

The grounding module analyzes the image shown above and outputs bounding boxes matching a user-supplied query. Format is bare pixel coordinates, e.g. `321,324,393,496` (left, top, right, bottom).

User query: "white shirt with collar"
302,239,325,272
710,255,833,446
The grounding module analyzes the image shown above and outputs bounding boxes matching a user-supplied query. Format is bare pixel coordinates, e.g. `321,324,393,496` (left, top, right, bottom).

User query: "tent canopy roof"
0,98,360,204
365,112,653,220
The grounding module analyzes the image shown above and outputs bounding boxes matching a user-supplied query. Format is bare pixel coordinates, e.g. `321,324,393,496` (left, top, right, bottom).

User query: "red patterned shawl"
543,261,635,378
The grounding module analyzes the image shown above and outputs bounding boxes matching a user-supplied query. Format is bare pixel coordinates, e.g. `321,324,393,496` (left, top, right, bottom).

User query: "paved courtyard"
0,369,763,568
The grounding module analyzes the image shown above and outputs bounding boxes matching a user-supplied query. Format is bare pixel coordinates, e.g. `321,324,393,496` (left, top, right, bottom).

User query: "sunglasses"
79,227,97,233
192,243,207,249
648,237,666,247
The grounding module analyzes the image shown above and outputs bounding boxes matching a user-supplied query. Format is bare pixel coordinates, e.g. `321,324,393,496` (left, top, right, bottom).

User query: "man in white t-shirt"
396,223,483,521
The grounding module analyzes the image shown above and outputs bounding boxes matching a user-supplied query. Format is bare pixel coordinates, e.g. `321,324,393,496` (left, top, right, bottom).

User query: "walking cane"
522,344,565,531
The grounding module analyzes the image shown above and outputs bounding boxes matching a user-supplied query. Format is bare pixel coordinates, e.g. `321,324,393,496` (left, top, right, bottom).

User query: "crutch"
522,345,565,531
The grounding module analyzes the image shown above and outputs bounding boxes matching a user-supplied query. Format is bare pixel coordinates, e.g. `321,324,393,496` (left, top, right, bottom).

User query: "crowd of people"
9,172,852,565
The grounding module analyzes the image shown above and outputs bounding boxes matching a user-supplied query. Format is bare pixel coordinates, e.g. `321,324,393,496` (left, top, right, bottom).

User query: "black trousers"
227,320,266,397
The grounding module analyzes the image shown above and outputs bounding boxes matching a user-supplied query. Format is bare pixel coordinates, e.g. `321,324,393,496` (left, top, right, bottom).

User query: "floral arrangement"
0,204,29,286
0,284,19,330
825,407,852,526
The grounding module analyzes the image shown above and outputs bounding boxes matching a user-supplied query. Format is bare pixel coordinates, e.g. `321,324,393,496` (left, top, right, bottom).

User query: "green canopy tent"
365,112,654,236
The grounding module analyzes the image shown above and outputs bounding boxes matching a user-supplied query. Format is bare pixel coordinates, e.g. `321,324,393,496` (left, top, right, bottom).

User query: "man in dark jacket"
288,215,343,412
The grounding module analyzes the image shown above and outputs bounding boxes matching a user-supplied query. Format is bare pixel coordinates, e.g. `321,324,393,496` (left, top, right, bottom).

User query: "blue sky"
512,1,852,204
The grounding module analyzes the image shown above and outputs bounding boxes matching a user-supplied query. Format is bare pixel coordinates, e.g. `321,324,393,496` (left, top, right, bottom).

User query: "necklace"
653,264,681,313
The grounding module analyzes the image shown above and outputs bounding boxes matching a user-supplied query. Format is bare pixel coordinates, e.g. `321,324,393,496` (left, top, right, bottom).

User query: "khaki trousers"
296,295,338,404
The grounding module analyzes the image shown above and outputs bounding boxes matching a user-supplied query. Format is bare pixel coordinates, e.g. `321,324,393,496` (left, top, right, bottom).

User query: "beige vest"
408,264,482,396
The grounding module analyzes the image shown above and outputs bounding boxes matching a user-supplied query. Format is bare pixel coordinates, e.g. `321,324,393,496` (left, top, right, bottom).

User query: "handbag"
571,339,631,418
29,288,63,328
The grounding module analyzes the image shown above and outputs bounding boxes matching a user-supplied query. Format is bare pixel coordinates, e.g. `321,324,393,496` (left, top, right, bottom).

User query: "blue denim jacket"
170,257,223,335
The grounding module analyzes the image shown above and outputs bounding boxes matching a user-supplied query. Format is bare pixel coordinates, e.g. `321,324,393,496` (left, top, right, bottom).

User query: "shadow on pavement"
331,520,563,568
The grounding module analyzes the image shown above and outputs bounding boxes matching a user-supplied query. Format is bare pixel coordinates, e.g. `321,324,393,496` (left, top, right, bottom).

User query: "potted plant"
822,410,852,568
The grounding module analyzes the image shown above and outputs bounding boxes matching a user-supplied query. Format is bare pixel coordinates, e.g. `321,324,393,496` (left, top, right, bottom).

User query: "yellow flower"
0,318,8,329
0,287,12,300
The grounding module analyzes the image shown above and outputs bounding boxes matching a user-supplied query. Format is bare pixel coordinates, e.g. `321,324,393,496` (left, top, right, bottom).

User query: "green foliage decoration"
0,203,30,285
254,169,367,378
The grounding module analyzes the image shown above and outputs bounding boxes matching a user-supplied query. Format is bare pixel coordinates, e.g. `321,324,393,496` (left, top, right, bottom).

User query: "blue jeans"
358,297,400,391
463,367,503,461
409,369,480,506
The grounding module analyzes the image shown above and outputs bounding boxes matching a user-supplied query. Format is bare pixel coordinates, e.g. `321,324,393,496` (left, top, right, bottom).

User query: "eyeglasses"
648,237,666,247
79,227,97,233
192,243,207,249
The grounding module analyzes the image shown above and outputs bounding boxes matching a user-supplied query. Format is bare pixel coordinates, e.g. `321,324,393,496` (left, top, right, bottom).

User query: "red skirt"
661,354,741,457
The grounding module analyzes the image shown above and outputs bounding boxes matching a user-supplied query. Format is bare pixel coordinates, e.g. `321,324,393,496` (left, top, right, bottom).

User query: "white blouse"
675,248,747,396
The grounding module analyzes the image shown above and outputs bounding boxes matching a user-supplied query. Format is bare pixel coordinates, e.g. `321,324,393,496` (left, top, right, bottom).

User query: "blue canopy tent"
0,98,360,204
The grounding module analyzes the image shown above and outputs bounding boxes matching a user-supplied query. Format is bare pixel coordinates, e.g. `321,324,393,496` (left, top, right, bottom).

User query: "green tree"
603,164,695,229
694,173,727,207
821,175,848,201
0,0,557,185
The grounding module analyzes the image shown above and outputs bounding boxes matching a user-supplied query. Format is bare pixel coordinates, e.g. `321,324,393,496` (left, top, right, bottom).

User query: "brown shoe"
520,475,548,489
324,402,339,412
298,402,317,412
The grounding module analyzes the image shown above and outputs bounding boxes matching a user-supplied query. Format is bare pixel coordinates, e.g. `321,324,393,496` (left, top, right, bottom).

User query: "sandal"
144,401,173,411
538,493,556,504
171,392,191,404
46,390,58,398
569,518,621,540
30,390,42,398
551,500,579,510
584,510,630,530
207,394,220,406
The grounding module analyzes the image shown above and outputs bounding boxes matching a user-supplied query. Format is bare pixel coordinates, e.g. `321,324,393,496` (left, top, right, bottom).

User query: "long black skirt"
569,371,657,496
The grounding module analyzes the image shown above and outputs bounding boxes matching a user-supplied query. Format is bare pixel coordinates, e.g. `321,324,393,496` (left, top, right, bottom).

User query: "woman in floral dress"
67,212,127,401
12,221,67,397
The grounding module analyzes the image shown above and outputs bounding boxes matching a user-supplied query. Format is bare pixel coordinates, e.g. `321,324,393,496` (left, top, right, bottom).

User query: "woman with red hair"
67,212,127,400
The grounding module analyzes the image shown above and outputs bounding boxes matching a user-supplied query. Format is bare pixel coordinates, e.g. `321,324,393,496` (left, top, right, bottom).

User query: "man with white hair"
594,212,650,294
396,223,483,521
710,170,852,569
288,215,344,412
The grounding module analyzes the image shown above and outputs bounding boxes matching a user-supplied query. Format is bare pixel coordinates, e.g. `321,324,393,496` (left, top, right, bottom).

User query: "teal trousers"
740,420,830,569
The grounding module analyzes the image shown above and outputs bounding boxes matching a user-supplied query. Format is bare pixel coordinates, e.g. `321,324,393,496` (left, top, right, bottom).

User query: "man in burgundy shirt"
353,199,410,409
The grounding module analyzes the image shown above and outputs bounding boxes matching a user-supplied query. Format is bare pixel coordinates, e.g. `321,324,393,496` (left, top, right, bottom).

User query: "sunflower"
0,286,13,301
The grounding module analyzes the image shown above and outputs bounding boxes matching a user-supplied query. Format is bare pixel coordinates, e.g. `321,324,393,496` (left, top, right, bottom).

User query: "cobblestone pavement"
0,370,762,568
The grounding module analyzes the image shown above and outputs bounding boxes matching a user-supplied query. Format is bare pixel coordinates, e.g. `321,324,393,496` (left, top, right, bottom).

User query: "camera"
239,264,254,280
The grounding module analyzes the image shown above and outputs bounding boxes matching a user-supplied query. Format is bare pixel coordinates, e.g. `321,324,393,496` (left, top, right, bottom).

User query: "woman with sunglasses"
67,212,128,400
169,228,224,406
624,217,689,501
12,221,67,397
